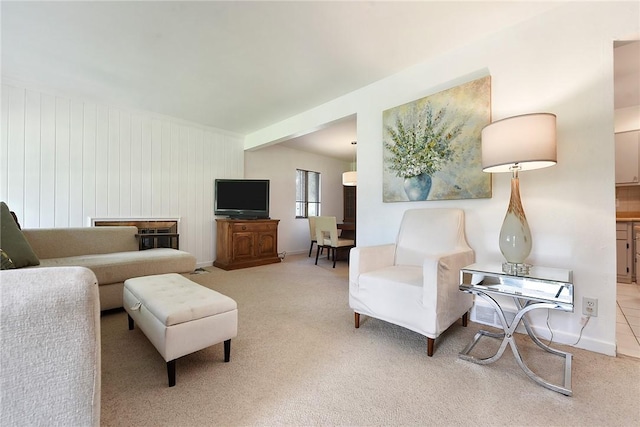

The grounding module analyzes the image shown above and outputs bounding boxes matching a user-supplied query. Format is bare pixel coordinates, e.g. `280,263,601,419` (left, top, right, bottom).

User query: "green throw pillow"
0,202,40,268
1,249,15,270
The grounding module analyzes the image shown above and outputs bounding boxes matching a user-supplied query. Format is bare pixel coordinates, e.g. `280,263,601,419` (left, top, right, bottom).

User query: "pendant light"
342,141,357,186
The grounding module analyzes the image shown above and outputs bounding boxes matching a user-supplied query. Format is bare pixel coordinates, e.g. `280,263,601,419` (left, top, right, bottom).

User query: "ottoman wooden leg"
128,314,134,330
224,339,231,362
167,360,176,387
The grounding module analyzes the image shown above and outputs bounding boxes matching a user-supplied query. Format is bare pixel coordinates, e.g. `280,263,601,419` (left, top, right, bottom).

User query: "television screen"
214,179,270,219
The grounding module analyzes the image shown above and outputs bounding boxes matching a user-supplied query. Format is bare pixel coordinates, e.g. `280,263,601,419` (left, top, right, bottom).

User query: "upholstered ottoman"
123,273,237,387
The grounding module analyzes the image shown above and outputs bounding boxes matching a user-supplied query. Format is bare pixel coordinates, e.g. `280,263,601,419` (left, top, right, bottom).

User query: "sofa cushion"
34,248,196,285
0,202,40,268
22,227,139,259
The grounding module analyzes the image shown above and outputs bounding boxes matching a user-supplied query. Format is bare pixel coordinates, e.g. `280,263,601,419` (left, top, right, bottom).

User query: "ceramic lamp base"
499,175,532,266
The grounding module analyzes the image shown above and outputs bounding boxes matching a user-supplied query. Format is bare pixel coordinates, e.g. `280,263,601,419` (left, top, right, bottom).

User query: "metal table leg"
459,290,573,396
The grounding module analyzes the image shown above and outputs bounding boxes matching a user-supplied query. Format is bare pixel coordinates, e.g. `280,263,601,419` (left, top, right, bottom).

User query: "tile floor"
616,282,640,358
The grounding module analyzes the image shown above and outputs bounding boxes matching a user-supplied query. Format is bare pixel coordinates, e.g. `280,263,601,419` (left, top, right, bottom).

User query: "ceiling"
2,1,568,161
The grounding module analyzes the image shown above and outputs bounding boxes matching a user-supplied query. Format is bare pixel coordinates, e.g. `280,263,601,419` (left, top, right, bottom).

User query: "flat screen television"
214,179,270,219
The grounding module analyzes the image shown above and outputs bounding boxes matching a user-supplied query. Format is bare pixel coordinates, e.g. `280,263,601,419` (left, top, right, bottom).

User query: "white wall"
245,2,640,355
1,80,244,267
245,144,348,255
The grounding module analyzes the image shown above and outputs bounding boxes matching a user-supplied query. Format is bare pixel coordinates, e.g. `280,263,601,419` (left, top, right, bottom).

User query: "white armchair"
349,208,475,356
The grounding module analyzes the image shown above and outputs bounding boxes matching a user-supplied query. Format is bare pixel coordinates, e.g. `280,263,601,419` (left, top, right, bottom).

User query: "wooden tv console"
213,218,281,270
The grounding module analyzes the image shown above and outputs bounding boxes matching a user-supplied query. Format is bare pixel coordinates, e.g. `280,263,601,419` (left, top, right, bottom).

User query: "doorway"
614,40,640,358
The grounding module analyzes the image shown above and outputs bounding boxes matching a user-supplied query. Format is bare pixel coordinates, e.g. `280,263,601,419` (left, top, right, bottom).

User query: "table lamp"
481,113,557,275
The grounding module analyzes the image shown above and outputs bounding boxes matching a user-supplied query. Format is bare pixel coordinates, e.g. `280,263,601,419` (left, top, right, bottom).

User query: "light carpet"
100,254,640,426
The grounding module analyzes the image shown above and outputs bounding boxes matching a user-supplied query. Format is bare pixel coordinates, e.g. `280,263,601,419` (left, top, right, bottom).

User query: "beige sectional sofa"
22,226,197,311
1,266,101,426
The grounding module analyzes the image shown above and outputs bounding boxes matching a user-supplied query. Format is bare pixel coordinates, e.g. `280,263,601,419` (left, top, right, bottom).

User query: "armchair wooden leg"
462,311,469,327
427,337,435,357
354,312,360,328
308,241,314,257
315,246,321,265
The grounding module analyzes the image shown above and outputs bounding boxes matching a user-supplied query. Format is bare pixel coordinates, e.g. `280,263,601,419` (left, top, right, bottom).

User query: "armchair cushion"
395,207,469,266
360,265,423,290
358,265,423,332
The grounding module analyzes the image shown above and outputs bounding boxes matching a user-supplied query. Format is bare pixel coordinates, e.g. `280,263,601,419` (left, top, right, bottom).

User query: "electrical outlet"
583,297,598,317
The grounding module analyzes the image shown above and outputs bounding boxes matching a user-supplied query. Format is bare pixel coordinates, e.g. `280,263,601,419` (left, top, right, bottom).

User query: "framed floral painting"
382,76,492,202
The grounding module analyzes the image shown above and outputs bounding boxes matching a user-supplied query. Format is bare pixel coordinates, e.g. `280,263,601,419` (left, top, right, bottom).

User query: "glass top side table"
459,263,574,396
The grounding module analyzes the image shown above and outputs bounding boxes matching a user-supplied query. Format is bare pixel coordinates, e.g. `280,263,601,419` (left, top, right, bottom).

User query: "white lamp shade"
342,171,357,186
481,113,557,173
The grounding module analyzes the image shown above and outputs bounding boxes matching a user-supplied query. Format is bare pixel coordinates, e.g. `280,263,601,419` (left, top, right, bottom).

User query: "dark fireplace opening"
94,220,179,250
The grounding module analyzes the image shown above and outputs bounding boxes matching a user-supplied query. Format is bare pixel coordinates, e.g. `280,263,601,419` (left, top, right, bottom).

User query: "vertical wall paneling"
1,82,244,265
186,128,196,255
194,129,204,259
129,114,143,217
54,97,70,226
40,93,56,227
1,88,9,202
82,103,97,224
24,90,41,227
169,123,180,216
203,132,214,261
178,125,189,239
140,118,152,216
95,105,109,217
69,100,84,226
209,133,223,258
7,87,25,219
160,121,171,215
107,108,120,217
150,119,162,215
119,112,132,217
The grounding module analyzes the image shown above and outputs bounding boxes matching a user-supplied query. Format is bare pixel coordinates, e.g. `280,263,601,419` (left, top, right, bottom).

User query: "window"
296,169,320,218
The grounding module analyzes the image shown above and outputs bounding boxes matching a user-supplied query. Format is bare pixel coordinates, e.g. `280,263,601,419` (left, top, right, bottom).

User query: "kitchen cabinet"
617,221,633,283
213,219,280,270
615,130,640,185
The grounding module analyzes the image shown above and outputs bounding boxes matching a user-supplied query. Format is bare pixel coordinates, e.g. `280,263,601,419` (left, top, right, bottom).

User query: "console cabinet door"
214,219,280,270
231,232,254,261
256,232,277,258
